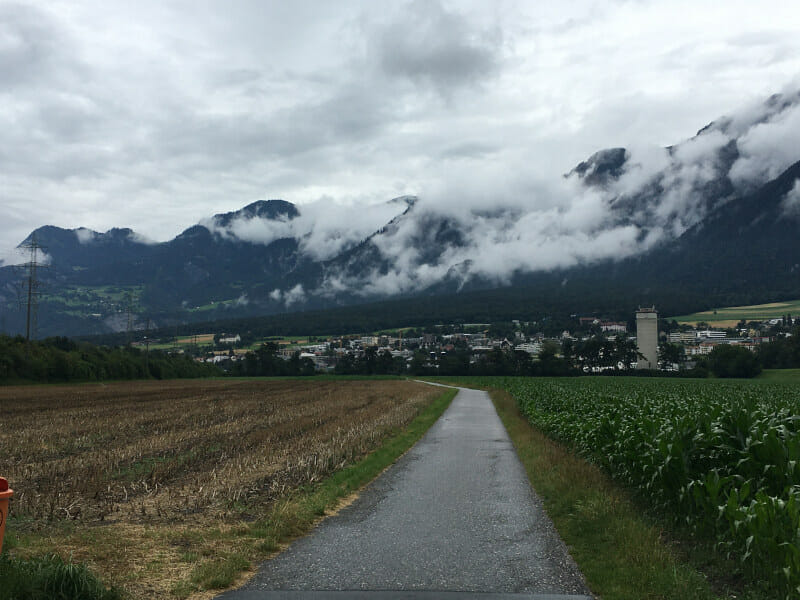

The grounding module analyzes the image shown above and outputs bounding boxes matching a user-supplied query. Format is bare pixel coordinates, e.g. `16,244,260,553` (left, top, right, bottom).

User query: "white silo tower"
636,307,658,369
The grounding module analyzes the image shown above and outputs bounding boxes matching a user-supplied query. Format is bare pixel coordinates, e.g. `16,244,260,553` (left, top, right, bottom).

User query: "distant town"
135,308,798,374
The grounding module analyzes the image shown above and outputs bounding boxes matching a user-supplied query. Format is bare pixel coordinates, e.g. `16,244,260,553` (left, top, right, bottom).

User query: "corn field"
501,377,800,599
0,379,439,527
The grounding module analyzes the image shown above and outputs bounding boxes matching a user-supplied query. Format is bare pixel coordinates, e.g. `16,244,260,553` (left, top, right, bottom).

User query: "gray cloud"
440,142,498,160
0,3,67,90
371,0,503,93
1,0,800,281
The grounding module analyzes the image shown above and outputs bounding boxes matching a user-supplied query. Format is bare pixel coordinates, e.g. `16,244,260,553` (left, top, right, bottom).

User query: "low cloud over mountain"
201,197,414,261
286,88,800,299
2,89,800,336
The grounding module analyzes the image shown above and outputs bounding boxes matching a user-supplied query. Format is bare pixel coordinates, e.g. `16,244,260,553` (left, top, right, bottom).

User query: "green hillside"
672,299,800,327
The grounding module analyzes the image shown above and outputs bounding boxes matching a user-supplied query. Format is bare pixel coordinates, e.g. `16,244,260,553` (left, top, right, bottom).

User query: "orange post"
0,477,12,554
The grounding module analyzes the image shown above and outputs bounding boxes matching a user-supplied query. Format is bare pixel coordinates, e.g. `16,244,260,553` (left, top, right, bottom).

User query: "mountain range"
2,91,799,338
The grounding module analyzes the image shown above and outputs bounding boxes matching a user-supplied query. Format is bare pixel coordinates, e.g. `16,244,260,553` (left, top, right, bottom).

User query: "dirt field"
0,378,440,597
176,334,215,344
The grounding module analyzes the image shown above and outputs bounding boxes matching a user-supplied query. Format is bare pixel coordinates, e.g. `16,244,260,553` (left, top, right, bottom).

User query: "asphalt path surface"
217,385,592,600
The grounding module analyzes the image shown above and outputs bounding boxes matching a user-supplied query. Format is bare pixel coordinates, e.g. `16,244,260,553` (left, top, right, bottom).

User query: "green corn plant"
501,377,800,598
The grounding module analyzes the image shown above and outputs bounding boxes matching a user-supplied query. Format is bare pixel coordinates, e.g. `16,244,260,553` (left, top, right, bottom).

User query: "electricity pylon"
18,236,46,341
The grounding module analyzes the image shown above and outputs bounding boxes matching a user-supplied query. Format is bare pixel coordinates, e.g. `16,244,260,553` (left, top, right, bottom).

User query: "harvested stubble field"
0,378,442,598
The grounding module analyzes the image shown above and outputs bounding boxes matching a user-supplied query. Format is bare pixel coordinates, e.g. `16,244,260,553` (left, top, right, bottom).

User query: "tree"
438,350,471,375
488,322,516,340
574,335,612,370
560,338,575,364
376,349,397,374
535,341,573,376
334,352,356,374
662,319,680,333
658,342,685,369
361,347,378,374
704,345,762,378
610,335,639,369
756,326,800,368
509,350,534,375
409,351,433,375
476,348,510,375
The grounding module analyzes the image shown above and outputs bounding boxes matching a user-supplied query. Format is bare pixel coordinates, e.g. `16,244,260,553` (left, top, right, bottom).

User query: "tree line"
0,335,219,384
233,330,800,379
3,326,798,383
755,326,800,369
658,325,800,378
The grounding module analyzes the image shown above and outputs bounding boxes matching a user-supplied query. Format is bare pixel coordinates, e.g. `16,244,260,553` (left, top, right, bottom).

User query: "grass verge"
0,553,122,600
489,387,722,600
758,368,800,382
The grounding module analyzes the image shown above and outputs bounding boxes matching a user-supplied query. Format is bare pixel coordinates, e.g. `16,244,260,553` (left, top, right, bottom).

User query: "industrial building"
636,307,658,369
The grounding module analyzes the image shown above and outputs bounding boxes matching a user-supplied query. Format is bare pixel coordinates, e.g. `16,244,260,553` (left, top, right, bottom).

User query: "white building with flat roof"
697,330,726,339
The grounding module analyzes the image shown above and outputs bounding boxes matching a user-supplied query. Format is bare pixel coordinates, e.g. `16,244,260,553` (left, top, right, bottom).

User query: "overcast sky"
2,0,800,258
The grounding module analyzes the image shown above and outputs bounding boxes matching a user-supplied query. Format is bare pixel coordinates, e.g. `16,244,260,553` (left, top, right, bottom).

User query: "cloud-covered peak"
304,88,800,300
2,0,800,264
201,198,410,261
74,227,98,244
72,227,151,245
211,200,300,228
570,148,628,187
387,195,417,208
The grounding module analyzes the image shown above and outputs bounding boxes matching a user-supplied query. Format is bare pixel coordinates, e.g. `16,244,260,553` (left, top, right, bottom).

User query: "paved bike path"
217,386,592,600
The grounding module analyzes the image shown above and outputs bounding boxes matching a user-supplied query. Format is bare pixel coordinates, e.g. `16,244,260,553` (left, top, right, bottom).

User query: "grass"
488,387,724,600
175,334,215,344
188,553,249,590
758,368,800,382
0,553,122,600
148,334,315,351
218,374,405,382
41,285,143,307
672,298,800,326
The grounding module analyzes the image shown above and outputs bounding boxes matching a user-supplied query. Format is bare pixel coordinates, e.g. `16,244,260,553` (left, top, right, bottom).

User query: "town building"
600,321,627,333
697,330,726,339
515,342,542,355
668,331,698,343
